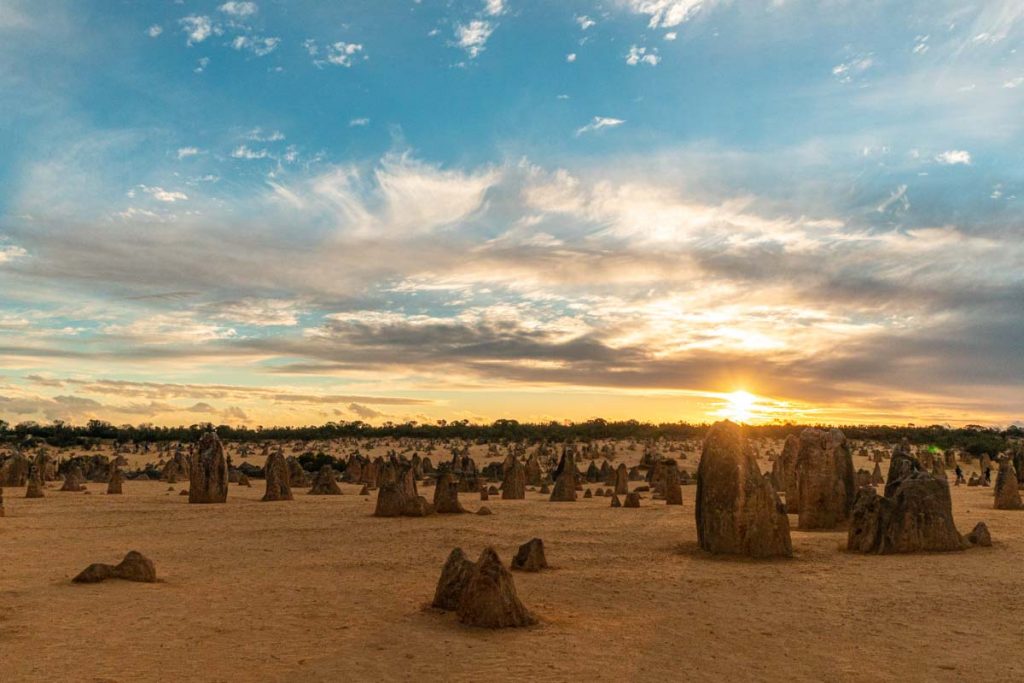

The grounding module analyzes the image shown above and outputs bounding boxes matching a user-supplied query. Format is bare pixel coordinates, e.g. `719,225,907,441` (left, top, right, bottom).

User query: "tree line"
1,417,1019,456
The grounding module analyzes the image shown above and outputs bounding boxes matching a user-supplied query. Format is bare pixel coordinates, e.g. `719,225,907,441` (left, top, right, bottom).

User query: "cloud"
204,298,303,326
180,15,218,46
832,55,874,83
247,128,285,142
140,185,188,202
219,2,258,18
484,0,505,17
147,25,163,38
347,402,383,419
0,245,27,263
566,53,577,63
575,116,626,136
455,20,493,58
231,35,280,57
935,150,972,165
5,144,1023,426
231,145,269,159
576,15,596,30
176,147,201,160
349,118,370,127
623,0,707,28
626,45,660,66
312,41,365,67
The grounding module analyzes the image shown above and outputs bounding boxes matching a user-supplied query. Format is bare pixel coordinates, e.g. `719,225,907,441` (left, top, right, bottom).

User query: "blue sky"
0,0,1022,427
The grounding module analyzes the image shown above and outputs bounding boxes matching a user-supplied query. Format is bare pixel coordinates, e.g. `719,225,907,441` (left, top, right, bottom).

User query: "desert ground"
1,438,1020,683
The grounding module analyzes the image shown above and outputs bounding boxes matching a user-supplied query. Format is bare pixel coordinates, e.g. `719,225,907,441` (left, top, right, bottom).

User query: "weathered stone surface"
457,548,537,628
795,428,855,530
286,458,310,488
432,548,475,610
511,538,548,572
610,494,622,508
966,521,991,547
1,453,30,487
623,492,641,508
25,465,44,499
501,456,526,500
309,465,342,495
885,440,921,498
847,471,965,554
994,460,1022,510
695,421,792,558
189,432,228,504
403,495,435,517
549,450,577,502
61,465,86,492
72,551,157,584
374,482,407,517
434,472,466,514
662,459,683,506
613,463,629,496
106,463,123,495
261,450,293,502
773,434,800,513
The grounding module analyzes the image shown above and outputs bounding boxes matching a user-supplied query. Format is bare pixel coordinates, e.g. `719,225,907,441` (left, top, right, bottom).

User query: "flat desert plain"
0,443,1019,683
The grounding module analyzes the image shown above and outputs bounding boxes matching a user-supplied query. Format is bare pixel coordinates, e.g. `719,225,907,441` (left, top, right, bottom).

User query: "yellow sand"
0,443,1017,682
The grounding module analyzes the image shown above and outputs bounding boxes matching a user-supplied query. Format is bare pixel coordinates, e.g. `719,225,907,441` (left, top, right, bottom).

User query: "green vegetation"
1,417,1019,456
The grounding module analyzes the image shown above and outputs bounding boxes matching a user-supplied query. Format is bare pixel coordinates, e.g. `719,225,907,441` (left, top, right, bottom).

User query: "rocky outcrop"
695,421,792,558
795,428,855,530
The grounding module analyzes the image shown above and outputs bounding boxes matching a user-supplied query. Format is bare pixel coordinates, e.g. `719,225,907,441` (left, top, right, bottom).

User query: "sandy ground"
0,444,1018,683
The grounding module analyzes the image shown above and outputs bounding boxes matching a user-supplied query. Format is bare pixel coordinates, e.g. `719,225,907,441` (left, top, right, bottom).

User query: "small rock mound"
477,506,493,516
511,538,548,572
309,465,342,496
624,492,641,508
966,522,992,547
72,551,157,584
456,548,537,629
434,472,466,514
61,465,86,492
610,494,622,508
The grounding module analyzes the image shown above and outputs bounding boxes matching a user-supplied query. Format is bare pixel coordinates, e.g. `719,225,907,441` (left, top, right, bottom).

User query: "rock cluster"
432,547,536,628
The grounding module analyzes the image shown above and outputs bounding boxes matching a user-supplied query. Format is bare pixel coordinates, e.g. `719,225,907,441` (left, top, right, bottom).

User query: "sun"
721,390,756,423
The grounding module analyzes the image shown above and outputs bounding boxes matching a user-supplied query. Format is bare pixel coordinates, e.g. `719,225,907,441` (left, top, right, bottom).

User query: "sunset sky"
0,0,1022,428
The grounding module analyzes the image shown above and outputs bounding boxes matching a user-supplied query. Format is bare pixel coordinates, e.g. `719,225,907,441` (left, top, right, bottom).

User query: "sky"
0,0,1022,428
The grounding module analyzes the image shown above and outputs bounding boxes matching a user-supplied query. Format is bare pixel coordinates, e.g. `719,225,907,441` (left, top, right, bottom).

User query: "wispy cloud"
575,116,626,136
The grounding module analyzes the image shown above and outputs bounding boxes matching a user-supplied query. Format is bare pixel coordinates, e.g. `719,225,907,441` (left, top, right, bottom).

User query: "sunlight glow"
719,390,757,423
